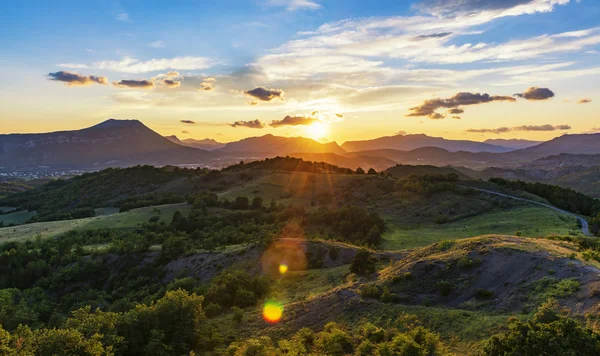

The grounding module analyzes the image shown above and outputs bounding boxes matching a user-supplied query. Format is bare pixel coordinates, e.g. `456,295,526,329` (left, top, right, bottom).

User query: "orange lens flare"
279,263,289,275
262,300,284,323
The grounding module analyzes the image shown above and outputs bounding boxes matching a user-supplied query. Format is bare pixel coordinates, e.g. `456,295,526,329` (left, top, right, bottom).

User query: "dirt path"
462,186,590,236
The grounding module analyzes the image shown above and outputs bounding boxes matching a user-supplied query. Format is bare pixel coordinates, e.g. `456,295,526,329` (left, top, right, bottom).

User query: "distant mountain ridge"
217,134,346,156
342,134,513,153
516,133,600,156
0,119,212,169
165,136,225,150
484,138,542,150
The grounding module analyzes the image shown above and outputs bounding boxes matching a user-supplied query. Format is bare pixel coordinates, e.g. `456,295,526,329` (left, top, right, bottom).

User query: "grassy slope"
382,205,582,250
0,203,191,242
0,210,37,225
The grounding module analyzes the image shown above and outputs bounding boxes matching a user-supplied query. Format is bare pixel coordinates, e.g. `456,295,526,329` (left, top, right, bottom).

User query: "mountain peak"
90,119,144,130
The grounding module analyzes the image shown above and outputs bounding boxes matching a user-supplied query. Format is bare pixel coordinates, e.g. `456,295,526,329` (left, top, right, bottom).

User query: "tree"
356,167,365,174
251,197,263,210
234,196,249,210
367,168,377,175
481,299,600,355
350,249,377,275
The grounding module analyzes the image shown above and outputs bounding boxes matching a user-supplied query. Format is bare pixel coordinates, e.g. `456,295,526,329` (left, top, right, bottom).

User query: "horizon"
1,117,583,146
1,0,599,143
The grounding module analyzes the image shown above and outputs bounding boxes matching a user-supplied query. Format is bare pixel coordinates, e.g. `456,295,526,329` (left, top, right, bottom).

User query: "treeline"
0,181,32,199
118,192,185,212
228,320,447,355
489,178,600,218
223,156,354,174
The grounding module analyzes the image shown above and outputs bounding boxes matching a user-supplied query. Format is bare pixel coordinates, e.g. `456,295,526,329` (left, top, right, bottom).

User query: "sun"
306,122,329,140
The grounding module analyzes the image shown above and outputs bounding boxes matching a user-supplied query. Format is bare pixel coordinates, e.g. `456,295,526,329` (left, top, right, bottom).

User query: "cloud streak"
270,115,319,127
48,71,108,86
244,87,285,102
514,87,555,100
180,120,196,125
266,0,321,11
467,124,571,134
113,79,155,89
407,92,515,119
60,56,215,73
229,119,265,128
161,79,181,88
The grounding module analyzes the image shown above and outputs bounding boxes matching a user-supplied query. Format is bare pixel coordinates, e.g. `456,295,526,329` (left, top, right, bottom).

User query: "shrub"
350,249,377,275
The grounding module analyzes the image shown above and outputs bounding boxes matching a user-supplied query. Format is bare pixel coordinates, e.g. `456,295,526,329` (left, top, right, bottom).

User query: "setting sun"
306,122,329,140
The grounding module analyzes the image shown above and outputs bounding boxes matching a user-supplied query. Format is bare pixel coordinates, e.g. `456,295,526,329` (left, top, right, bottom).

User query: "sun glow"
306,122,329,140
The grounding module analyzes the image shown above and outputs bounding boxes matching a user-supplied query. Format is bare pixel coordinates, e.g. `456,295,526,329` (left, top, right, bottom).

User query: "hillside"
342,134,513,153
0,119,213,169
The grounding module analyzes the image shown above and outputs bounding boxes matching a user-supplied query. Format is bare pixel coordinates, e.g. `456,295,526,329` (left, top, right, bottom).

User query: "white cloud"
59,56,215,73
266,0,321,11
115,13,130,22
149,41,165,48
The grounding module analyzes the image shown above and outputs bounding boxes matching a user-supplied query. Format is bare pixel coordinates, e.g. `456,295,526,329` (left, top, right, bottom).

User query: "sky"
0,0,599,144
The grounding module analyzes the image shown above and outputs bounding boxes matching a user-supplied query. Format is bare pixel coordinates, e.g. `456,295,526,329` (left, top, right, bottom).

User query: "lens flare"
262,300,284,323
279,263,289,275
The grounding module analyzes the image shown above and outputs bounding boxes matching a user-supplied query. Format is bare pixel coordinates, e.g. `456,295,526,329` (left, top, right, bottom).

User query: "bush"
436,281,454,296
350,249,377,275
481,299,600,355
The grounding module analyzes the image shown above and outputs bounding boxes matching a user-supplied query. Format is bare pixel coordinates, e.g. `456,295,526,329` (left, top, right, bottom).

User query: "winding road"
462,186,590,236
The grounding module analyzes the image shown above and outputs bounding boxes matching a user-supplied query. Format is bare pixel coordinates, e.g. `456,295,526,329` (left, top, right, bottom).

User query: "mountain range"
341,134,514,153
2,119,600,173
165,136,225,151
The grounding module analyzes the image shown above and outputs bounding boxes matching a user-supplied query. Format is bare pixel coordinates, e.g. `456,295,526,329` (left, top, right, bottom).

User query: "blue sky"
1,0,599,142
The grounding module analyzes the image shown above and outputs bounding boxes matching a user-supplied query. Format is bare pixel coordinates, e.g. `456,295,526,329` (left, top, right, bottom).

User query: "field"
0,203,192,242
0,209,36,225
382,205,582,250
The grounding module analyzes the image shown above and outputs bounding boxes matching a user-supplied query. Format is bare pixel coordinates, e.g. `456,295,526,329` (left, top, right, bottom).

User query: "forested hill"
0,166,195,222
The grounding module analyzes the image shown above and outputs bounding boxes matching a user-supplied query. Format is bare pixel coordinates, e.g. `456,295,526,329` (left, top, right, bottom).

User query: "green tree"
251,197,263,210
481,299,600,355
350,249,377,275
234,197,250,210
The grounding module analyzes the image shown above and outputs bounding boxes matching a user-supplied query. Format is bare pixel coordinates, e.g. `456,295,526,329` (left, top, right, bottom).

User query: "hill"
288,152,397,171
165,135,225,150
385,164,469,180
217,134,346,155
341,134,513,153
0,119,213,170
484,138,542,149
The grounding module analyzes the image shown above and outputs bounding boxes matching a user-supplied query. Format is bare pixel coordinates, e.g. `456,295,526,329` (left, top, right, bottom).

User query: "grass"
270,265,352,303
382,205,583,250
0,209,37,225
527,277,581,307
219,172,360,206
0,203,192,242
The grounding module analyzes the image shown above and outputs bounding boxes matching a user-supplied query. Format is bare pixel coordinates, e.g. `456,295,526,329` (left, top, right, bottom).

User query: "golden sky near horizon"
1,0,599,144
